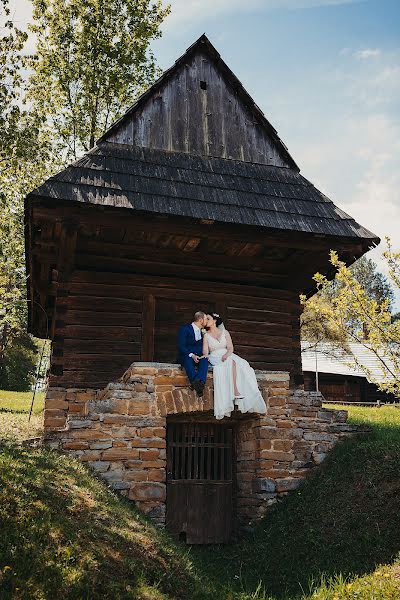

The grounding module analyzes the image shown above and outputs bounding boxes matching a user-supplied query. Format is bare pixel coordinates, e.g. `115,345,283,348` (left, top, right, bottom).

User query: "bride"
202,312,267,420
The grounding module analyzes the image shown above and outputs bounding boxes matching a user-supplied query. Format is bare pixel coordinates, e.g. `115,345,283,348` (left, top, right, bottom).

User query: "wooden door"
166,422,234,544
154,298,215,363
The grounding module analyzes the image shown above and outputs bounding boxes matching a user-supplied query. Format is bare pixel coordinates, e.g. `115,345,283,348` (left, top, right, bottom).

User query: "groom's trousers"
181,356,209,384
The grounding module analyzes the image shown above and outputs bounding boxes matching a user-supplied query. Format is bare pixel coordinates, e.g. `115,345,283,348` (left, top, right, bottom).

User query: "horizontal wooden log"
75,253,287,287
80,239,287,275
56,325,141,341
61,355,134,370
63,340,140,354
63,310,142,327
33,204,364,253
226,319,292,336
49,367,135,387
71,269,297,302
66,296,142,312
155,328,290,349
229,333,291,349
234,346,295,359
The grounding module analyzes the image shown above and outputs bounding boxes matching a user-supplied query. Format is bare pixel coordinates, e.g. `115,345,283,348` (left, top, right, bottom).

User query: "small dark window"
200,80,207,90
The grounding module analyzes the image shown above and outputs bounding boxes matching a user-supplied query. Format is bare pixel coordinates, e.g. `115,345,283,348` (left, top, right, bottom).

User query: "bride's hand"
222,353,228,362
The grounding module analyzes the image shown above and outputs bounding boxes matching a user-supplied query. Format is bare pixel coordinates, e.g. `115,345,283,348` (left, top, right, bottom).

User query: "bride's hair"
208,311,223,327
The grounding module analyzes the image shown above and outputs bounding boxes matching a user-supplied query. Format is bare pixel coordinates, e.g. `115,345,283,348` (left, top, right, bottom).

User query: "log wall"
51,267,302,389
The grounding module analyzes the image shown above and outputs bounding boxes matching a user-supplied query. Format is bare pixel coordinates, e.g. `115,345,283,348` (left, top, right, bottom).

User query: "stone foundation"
43,363,367,528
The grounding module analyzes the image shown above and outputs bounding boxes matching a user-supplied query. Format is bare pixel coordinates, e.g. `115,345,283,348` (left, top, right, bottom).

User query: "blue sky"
9,0,400,307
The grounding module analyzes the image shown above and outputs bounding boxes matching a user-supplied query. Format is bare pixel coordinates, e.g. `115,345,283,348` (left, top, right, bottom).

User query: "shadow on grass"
0,441,210,600
191,417,400,599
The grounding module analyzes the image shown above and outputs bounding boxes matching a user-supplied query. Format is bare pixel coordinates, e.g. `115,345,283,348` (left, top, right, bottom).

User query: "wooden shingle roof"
27,141,379,243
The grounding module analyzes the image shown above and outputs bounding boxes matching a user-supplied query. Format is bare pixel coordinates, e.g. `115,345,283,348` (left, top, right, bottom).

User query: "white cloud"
163,0,363,30
355,48,381,59
287,63,400,307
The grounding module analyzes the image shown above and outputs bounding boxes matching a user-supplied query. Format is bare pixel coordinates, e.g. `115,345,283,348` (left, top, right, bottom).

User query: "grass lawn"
0,390,45,414
0,393,399,599
0,390,44,443
191,404,400,599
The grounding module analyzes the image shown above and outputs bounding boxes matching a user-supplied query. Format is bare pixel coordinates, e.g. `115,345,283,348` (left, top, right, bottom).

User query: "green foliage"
1,400,400,598
0,0,53,384
1,0,169,388
191,404,400,599
301,254,395,348
27,0,170,159
301,240,400,398
0,333,38,391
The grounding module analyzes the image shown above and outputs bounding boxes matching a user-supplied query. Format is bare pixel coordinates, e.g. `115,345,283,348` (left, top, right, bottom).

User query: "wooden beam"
70,269,298,303
31,203,367,254
50,219,78,340
142,294,155,361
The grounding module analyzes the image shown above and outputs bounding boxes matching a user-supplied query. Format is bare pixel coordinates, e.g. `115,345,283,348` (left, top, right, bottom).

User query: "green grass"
0,390,45,415
0,390,44,443
1,393,399,599
0,442,210,600
190,404,400,599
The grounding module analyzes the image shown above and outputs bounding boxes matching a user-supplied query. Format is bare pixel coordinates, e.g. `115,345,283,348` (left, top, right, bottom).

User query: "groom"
177,311,209,396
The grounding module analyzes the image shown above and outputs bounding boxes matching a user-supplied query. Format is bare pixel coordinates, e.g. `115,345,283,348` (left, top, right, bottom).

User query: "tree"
27,0,170,160
300,238,400,399
301,255,394,346
1,0,168,389
0,0,54,389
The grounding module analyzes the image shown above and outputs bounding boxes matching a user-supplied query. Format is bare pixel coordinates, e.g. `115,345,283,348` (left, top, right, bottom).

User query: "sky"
8,0,400,307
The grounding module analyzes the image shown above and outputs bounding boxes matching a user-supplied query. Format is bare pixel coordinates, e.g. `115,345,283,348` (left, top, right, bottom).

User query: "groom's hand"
192,354,200,363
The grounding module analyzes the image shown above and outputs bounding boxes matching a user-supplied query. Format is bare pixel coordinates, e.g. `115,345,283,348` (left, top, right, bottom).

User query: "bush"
0,333,38,391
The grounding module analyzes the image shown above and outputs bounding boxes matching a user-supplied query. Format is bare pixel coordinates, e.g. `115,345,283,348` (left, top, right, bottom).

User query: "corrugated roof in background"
301,341,397,382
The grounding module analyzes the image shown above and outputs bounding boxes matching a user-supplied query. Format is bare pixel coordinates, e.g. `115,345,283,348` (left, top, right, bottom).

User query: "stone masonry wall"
43,363,366,528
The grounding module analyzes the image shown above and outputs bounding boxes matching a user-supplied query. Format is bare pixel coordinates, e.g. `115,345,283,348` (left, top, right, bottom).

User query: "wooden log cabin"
24,36,380,540
25,34,380,393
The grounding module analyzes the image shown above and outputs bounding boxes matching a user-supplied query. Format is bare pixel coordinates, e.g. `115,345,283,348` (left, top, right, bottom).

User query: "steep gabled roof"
98,34,299,171
27,141,380,244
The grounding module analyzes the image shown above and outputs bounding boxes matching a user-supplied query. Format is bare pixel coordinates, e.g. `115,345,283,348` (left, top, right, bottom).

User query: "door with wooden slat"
154,298,216,363
166,422,234,544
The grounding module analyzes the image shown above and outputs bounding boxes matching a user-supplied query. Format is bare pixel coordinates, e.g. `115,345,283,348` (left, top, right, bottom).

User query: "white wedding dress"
206,329,267,420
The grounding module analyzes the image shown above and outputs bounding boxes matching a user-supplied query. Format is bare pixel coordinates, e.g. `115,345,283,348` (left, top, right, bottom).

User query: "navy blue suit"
177,324,209,384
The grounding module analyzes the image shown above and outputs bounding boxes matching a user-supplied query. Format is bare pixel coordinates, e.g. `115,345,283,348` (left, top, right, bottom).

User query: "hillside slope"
0,439,207,600
1,395,399,600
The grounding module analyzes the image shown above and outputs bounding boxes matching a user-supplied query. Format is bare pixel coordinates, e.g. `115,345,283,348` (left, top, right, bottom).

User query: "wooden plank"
66,296,142,313
63,339,140,354
33,205,364,253
227,308,292,325
75,252,287,286
142,294,155,361
64,310,142,327
227,319,292,336
49,364,139,388
56,325,141,340
70,270,298,305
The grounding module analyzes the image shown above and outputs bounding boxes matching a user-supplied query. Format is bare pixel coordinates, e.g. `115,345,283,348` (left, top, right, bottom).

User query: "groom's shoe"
192,379,204,396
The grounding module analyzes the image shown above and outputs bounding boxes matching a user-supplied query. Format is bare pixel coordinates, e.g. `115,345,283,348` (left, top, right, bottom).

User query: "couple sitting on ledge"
177,311,266,420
